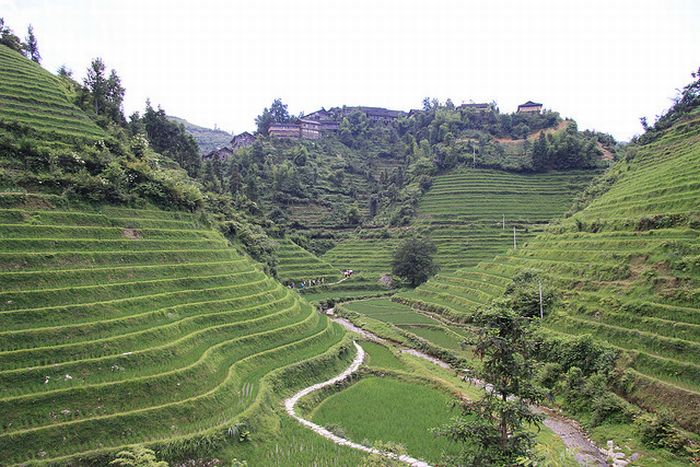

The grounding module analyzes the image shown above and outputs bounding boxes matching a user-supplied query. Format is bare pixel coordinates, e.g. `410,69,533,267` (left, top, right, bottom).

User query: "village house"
459,102,491,111
203,146,234,161
299,119,321,139
517,101,543,113
354,106,404,123
268,122,302,139
268,119,322,140
302,108,340,132
231,131,255,149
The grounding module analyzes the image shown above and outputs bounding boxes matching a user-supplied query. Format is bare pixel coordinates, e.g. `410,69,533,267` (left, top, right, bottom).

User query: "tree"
434,301,544,465
81,58,126,124
141,102,201,176
57,64,73,78
84,58,108,115
531,131,549,171
504,269,556,318
255,98,290,135
109,446,167,467
25,24,40,63
0,18,25,54
105,68,126,124
391,236,439,287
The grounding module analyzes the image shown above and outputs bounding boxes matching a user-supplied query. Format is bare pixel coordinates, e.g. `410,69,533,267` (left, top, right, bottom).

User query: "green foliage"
435,302,543,466
24,24,40,63
110,446,168,467
504,269,556,318
634,413,691,454
0,18,25,54
140,102,202,177
255,98,291,135
391,236,439,287
83,57,126,126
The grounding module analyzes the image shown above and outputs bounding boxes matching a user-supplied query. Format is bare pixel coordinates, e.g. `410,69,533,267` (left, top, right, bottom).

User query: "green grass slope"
0,46,106,142
0,193,346,465
275,237,341,284
415,168,598,271
398,113,700,433
323,168,596,279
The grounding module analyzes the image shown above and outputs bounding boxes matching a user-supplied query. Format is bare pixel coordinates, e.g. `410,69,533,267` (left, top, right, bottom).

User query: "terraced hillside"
415,168,598,271
323,169,596,278
275,237,340,284
0,193,346,465
398,112,700,432
0,46,106,142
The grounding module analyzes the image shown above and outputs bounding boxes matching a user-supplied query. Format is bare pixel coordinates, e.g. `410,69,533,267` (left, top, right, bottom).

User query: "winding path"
284,341,432,467
325,310,608,466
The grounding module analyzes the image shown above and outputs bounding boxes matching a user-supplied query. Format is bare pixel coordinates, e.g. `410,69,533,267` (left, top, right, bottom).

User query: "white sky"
1,0,698,140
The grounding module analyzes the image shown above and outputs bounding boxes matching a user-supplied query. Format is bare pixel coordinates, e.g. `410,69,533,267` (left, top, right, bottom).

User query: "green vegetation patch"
310,376,461,463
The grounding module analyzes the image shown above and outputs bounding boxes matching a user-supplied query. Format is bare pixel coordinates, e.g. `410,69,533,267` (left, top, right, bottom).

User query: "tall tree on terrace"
532,131,549,171
25,24,40,63
105,69,126,124
434,301,544,465
84,58,108,116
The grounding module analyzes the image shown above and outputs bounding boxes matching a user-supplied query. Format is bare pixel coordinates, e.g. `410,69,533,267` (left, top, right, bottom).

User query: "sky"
1,0,698,141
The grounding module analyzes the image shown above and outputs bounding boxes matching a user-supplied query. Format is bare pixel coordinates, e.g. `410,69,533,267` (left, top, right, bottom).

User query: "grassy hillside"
414,168,598,270
0,45,106,143
322,168,596,281
0,193,348,464
397,112,700,433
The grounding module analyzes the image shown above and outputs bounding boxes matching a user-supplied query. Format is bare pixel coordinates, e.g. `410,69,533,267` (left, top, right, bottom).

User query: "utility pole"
513,226,517,250
502,214,505,230
539,280,544,319
472,144,476,166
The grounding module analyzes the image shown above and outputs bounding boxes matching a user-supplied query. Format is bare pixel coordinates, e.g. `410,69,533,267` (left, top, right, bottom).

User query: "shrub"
635,413,689,454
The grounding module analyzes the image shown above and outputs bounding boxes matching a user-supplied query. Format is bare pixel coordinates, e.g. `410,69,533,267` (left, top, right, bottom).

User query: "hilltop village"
204,101,543,160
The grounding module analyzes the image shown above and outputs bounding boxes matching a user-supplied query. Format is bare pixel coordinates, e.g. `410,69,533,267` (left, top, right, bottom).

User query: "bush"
635,413,689,454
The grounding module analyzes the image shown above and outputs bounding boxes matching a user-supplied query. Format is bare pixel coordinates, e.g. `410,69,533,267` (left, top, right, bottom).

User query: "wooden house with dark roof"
231,131,255,149
517,101,543,113
203,146,234,161
459,102,491,111
268,120,321,140
299,119,321,139
356,106,405,123
268,123,301,139
303,108,340,132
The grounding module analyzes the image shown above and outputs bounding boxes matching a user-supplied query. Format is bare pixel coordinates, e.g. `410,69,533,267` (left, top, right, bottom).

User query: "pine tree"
532,131,549,171
84,58,108,115
25,24,40,63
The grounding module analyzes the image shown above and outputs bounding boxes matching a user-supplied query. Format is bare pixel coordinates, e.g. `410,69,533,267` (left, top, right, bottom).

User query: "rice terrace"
0,2,699,466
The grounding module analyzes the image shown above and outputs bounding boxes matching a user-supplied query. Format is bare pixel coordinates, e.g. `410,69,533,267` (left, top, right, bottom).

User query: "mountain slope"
168,116,232,155
323,168,598,277
0,45,106,142
0,193,347,464
397,111,700,432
